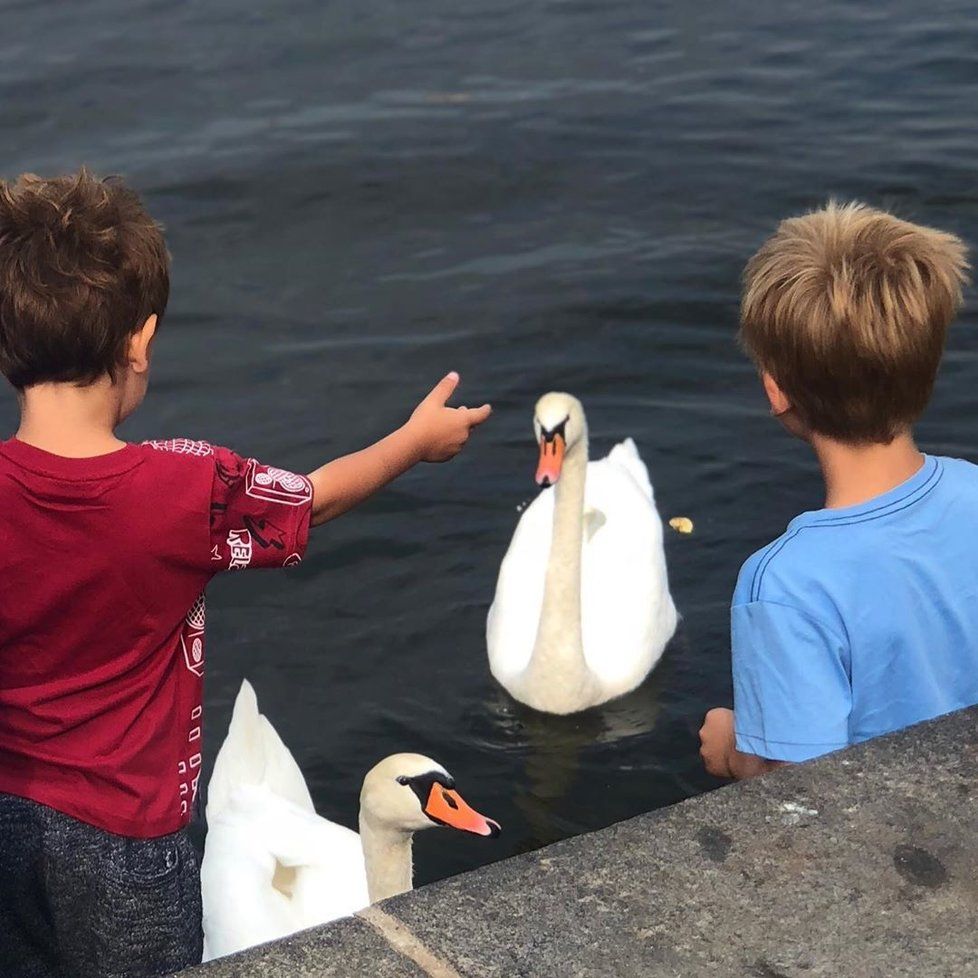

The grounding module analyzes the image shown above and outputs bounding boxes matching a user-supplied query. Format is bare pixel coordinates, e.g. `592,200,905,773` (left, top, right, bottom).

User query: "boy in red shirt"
0,169,491,978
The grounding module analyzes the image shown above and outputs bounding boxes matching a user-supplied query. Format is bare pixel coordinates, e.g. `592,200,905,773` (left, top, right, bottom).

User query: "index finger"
425,371,460,407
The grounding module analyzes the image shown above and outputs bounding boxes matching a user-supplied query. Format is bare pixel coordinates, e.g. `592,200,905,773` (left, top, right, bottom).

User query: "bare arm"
699,707,788,781
308,372,491,527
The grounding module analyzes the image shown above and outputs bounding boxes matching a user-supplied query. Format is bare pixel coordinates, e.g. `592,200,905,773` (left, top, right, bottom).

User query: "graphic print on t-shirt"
181,592,206,678
243,514,286,550
226,528,253,569
146,438,214,457
245,460,313,507
177,702,203,819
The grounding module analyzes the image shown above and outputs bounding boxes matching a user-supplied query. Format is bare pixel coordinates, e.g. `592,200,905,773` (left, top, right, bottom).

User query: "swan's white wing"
580,455,677,693
605,437,653,500
487,488,553,682
202,785,368,961
207,679,314,824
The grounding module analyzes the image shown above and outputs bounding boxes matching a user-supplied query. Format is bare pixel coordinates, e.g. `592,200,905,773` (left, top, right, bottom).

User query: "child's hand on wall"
700,707,786,781
406,372,492,463
699,708,736,778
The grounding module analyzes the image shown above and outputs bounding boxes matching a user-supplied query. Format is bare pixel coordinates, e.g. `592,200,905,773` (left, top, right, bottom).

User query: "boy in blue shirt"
700,201,976,779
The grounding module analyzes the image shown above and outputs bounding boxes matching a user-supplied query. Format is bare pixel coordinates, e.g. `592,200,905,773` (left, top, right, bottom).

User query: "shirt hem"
735,731,848,763
0,774,187,840
290,487,313,561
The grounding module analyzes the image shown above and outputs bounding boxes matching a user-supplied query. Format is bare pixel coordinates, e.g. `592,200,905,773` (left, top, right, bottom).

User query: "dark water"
3,1,978,885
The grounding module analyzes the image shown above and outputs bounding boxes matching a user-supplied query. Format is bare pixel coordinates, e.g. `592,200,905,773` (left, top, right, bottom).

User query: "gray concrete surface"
185,916,425,978
182,706,978,977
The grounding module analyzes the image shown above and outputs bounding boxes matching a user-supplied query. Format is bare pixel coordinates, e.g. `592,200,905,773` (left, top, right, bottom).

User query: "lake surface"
2,0,977,884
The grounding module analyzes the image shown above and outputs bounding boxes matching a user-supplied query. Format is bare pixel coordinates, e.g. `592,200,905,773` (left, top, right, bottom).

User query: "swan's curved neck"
521,430,597,711
358,812,414,904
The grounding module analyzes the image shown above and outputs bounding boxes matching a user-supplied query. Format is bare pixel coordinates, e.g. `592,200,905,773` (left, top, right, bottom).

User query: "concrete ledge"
182,706,978,977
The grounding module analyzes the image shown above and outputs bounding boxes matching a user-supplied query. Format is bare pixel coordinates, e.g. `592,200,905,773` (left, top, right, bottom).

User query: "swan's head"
360,753,501,838
533,392,586,487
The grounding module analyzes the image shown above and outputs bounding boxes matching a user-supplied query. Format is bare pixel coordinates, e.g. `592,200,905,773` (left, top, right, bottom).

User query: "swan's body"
201,681,498,961
487,394,677,714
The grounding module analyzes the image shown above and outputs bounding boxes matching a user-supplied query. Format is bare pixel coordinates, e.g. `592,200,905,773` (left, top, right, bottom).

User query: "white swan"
201,680,500,961
487,392,677,715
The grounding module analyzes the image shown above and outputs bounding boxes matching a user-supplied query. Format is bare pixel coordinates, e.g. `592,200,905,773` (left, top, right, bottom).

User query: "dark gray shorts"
0,792,202,978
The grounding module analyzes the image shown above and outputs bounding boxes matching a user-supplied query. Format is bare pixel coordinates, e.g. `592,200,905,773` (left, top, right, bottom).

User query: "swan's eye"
396,776,410,786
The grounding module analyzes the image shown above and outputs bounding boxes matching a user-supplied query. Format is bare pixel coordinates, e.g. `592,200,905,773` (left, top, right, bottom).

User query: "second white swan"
201,680,500,960
487,392,677,714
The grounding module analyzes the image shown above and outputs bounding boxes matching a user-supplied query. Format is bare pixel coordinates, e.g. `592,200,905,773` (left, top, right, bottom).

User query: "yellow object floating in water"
669,516,694,535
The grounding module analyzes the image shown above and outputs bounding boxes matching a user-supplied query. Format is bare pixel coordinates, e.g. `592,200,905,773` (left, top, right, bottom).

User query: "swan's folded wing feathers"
202,787,368,958
257,715,315,814
606,438,653,500
220,787,359,870
222,789,370,926
207,680,315,823
580,458,676,687
206,679,264,822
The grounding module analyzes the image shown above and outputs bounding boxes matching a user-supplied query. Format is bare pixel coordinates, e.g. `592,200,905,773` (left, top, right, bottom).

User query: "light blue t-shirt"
732,454,978,762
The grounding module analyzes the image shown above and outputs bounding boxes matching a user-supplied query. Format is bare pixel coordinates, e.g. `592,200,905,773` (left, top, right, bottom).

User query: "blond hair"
740,201,968,443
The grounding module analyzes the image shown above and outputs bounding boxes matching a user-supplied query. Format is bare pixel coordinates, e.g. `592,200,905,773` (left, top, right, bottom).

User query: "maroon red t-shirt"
0,437,313,838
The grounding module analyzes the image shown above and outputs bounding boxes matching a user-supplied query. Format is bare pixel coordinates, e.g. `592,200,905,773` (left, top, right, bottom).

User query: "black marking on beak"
398,771,455,812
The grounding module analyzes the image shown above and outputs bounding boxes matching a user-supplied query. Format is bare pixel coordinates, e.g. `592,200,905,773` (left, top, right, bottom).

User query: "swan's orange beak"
424,783,501,838
536,433,565,487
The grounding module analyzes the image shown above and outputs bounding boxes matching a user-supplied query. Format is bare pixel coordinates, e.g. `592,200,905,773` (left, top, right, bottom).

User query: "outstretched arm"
307,372,491,527
699,707,787,780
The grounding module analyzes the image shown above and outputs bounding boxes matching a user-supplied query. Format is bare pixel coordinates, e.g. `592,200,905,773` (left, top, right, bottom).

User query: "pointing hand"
406,372,492,463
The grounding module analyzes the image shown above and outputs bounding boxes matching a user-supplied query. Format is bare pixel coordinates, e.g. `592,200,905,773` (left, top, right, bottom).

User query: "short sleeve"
207,447,313,572
732,599,851,762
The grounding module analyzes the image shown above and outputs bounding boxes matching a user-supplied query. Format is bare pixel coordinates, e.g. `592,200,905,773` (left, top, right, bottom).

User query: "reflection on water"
498,670,667,848
469,632,676,856
2,0,977,884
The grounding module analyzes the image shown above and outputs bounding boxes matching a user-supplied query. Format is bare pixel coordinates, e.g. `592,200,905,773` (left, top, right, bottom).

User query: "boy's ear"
763,370,812,443
762,371,792,417
128,314,158,374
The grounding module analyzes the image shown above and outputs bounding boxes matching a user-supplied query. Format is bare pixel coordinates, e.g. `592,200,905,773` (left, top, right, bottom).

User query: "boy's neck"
16,379,127,458
812,429,924,510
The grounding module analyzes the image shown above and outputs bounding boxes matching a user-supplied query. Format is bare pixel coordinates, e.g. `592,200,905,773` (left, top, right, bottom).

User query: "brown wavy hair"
0,168,169,389
741,201,968,444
